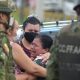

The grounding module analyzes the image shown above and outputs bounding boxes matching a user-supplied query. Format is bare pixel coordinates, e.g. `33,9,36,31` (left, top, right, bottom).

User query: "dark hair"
36,34,53,50
22,16,42,30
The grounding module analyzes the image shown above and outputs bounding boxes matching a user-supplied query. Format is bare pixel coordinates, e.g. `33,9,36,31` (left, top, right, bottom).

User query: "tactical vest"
47,21,80,80
0,31,15,80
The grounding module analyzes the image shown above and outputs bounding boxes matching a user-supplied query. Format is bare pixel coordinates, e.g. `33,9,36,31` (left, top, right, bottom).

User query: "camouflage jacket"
47,38,59,80
0,31,15,80
47,21,80,80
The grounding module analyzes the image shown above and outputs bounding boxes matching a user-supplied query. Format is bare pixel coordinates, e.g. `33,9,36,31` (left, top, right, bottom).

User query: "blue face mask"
24,32,38,43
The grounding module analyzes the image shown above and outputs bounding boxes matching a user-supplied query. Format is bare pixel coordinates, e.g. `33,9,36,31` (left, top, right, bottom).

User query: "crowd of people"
0,4,53,80
0,2,80,80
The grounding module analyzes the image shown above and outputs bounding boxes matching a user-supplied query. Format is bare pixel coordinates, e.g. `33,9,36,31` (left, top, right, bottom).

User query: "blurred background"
11,0,80,24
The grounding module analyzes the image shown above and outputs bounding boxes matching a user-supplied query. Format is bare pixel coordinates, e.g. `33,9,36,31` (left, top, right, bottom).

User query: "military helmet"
0,0,16,30
0,0,14,13
0,4,12,13
73,4,80,11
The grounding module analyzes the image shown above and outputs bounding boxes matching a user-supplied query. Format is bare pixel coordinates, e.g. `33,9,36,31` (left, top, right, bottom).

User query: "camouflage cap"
0,3,12,13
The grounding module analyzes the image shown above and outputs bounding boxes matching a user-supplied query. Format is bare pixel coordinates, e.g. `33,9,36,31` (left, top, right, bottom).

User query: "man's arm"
15,73,28,80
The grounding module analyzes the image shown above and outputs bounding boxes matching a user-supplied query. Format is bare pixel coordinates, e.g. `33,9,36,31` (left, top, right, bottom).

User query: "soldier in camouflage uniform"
47,4,80,80
0,1,16,80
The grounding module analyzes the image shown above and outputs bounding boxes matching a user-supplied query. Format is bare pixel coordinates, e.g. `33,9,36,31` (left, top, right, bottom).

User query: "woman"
29,34,53,80
7,19,47,80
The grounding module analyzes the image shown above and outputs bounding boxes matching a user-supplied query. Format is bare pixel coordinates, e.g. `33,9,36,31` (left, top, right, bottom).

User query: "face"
0,23,6,31
0,12,8,23
24,23,40,33
31,38,46,57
